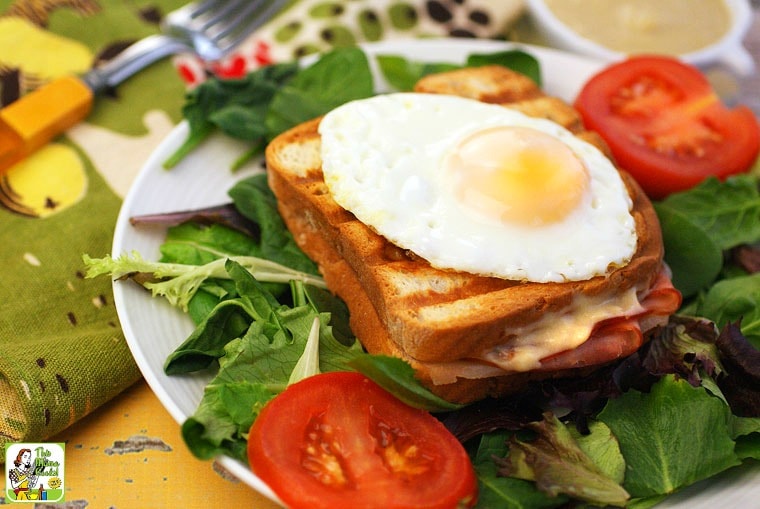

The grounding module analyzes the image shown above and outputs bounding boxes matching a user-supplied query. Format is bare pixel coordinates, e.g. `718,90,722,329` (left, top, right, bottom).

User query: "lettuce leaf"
83,252,326,312
598,375,741,498
498,413,630,507
178,261,364,461
730,415,760,461
473,431,566,509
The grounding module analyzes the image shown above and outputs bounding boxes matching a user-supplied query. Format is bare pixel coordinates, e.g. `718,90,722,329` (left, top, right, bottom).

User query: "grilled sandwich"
265,65,681,403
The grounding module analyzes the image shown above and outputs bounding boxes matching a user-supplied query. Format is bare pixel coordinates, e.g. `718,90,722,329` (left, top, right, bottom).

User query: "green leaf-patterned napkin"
0,0,191,451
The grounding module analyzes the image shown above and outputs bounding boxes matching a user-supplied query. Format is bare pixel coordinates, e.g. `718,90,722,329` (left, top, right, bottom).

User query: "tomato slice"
248,371,478,509
574,56,760,199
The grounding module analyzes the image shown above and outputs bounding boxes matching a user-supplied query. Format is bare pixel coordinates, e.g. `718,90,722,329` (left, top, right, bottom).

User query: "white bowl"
525,0,755,75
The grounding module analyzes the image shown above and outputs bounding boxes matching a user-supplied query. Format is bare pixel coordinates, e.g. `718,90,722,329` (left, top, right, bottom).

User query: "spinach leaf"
228,173,319,275
187,287,230,325
375,56,460,91
655,175,760,251
693,272,760,348
376,49,541,92
160,222,263,264
348,355,463,412
654,174,760,297
164,62,299,168
164,298,256,374
301,284,353,345
265,47,375,137
466,50,542,85
654,203,723,298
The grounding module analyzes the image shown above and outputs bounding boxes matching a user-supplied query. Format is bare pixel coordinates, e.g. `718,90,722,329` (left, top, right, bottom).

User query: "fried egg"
318,93,636,282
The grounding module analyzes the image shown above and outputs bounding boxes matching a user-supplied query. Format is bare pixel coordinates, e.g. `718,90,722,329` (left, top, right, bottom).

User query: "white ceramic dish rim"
111,38,760,508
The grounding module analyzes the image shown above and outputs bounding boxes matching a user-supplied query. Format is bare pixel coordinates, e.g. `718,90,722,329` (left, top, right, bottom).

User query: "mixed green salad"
84,47,760,508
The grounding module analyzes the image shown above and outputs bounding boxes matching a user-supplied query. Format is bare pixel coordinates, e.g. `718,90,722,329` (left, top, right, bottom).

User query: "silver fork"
0,0,287,173
83,0,287,92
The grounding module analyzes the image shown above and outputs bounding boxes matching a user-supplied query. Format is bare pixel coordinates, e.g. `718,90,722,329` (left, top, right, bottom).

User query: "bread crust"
265,66,667,402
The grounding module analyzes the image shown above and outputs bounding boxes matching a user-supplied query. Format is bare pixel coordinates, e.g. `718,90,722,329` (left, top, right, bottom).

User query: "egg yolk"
444,126,590,226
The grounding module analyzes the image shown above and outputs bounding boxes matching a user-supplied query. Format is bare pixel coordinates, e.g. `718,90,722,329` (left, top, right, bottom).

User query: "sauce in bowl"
543,0,731,55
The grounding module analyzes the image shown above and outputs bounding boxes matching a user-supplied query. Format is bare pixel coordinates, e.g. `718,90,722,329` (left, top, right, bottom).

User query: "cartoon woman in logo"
8,448,38,500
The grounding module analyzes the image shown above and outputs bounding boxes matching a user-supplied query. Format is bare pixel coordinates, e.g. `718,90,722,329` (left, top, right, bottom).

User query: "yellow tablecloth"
51,380,281,508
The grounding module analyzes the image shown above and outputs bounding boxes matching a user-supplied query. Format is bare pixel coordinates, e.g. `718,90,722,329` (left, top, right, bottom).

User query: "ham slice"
537,268,682,371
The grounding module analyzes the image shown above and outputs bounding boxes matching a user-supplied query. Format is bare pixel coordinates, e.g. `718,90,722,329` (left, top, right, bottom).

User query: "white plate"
112,38,760,507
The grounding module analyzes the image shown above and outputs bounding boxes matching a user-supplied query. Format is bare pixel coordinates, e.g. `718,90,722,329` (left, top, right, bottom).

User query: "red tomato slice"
574,55,760,199
248,371,478,509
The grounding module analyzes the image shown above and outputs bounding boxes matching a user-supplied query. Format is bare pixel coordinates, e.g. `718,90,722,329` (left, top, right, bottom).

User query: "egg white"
318,92,637,282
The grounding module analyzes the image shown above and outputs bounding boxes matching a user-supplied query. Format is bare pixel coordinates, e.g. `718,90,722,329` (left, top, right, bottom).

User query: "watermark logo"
4,443,65,503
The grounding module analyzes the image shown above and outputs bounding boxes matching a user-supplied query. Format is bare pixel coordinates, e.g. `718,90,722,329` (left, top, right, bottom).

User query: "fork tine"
191,0,243,30
186,0,226,17
166,0,287,61
205,0,285,54
166,0,217,25
211,0,286,48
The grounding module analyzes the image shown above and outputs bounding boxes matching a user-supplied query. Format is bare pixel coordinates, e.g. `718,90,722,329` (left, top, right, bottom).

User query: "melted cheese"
479,286,644,372
421,267,682,386
424,285,645,385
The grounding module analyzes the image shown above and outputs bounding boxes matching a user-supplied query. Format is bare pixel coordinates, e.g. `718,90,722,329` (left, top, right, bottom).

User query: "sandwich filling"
422,267,681,385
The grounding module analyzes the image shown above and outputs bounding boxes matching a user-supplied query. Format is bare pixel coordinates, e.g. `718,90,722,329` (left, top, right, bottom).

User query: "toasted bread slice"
265,66,667,402
414,65,611,157
413,65,543,105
